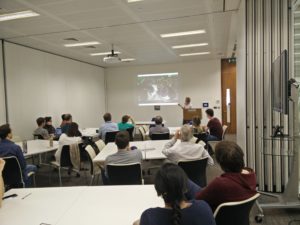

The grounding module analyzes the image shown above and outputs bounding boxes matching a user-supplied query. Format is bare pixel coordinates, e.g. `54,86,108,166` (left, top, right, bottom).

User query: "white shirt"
184,103,192,109
55,133,82,164
162,138,214,165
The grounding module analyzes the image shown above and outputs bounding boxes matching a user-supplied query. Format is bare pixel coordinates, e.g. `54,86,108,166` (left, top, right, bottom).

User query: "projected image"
137,72,179,106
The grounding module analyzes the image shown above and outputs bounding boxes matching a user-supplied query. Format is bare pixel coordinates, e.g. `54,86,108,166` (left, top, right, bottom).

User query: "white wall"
4,42,106,140
105,60,222,127
0,42,6,124
236,0,247,151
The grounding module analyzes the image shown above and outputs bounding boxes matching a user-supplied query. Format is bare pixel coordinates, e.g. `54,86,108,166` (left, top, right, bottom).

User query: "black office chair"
107,163,143,185
214,193,260,225
151,133,170,140
2,156,35,190
126,127,135,141
104,131,119,144
33,134,44,140
178,158,208,187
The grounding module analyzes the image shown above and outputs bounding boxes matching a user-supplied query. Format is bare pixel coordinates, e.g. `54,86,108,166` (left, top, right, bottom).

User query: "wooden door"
221,59,237,134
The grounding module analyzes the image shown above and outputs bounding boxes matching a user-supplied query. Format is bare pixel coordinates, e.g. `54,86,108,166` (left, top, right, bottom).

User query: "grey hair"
180,125,193,142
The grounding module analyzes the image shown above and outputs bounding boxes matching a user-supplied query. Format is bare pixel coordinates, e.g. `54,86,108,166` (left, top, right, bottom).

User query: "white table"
135,120,166,125
93,140,176,164
81,128,99,138
0,185,164,225
146,126,180,136
16,139,59,157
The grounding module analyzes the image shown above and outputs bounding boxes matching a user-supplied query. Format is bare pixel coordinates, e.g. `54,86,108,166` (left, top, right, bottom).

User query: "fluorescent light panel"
128,0,144,2
121,58,135,62
180,52,210,56
0,10,40,22
161,30,206,38
90,51,121,56
138,72,178,78
64,42,100,47
172,43,208,49
139,103,178,106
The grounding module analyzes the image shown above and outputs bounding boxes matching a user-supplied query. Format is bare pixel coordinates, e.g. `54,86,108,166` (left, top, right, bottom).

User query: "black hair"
185,97,191,104
215,141,245,173
66,122,79,137
45,117,52,123
115,131,129,149
0,124,11,140
64,114,72,121
103,113,112,122
122,115,129,124
205,108,214,117
155,163,188,225
61,114,66,120
155,116,163,125
36,117,45,126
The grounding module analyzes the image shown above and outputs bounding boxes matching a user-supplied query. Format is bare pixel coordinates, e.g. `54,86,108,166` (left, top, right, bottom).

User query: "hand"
0,159,5,173
174,130,181,140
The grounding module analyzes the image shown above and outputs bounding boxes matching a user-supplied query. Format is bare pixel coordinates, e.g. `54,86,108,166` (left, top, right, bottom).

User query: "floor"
26,133,300,225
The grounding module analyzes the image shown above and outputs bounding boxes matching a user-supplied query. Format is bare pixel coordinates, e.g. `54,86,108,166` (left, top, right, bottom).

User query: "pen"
22,193,32,199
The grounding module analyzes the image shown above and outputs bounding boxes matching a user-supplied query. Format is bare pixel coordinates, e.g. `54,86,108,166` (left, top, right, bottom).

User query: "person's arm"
42,129,50,140
15,146,26,170
201,148,214,166
196,179,221,208
0,158,5,208
178,103,184,109
162,138,177,156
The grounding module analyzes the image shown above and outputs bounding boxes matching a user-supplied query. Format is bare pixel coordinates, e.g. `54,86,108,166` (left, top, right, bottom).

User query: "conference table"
81,128,99,138
0,185,164,225
93,140,178,164
135,120,166,125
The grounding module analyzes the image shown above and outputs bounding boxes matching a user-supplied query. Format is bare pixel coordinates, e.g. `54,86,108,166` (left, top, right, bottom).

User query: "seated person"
44,116,56,135
0,124,37,187
162,125,213,165
149,116,169,137
99,113,119,140
33,117,50,139
205,109,223,141
0,158,5,208
55,122,82,164
192,116,205,134
103,131,143,183
133,163,216,225
118,115,134,131
196,141,257,212
61,114,73,134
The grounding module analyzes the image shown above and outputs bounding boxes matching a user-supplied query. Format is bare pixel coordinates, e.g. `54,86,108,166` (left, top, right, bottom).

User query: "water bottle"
49,136,54,147
22,140,28,154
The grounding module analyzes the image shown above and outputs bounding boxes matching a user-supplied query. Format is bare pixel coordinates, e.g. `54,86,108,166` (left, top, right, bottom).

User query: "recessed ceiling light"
121,58,136,62
90,51,121,56
0,10,40,22
64,42,100,47
172,43,208,49
180,52,210,57
127,0,144,2
160,30,206,38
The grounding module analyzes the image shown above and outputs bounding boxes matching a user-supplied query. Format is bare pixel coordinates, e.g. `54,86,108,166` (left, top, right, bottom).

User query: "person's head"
66,122,79,137
215,141,245,173
192,116,201,127
0,124,12,140
64,114,72,123
185,97,191,104
45,117,52,125
36,117,45,127
205,108,214,119
61,114,66,121
103,113,112,122
155,116,163,125
122,115,130,124
155,163,188,225
180,125,193,142
115,131,130,149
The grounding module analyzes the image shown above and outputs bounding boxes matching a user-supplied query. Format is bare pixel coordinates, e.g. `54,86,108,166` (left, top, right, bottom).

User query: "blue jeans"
24,164,37,187
206,134,220,142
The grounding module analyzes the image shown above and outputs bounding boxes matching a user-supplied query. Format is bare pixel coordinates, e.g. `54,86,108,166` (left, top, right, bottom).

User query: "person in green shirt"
118,115,134,131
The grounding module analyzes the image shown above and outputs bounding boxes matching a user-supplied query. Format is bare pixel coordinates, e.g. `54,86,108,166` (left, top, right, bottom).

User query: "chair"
178,158,208,187
142,125,149,133
51,145,74,186
151,132,170,140
106,163,143,185
33,134,44,140
95,139,106,153
207,125,229,153
2,156,35,189
214,193,260,225
126,127,135,141
104,131,119,144
84,145,101,185
138,127,146,141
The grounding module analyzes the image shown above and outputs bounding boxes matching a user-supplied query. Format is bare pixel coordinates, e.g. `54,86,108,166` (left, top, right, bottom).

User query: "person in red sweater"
196,141,257,212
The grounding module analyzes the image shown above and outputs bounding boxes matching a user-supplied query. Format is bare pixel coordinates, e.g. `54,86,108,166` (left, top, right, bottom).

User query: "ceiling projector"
103,49,121,64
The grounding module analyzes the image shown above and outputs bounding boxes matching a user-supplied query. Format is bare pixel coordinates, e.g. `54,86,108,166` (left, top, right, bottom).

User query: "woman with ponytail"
134,163,215,225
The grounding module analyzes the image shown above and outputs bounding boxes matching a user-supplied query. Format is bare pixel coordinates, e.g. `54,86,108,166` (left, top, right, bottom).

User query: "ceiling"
0,0,241,68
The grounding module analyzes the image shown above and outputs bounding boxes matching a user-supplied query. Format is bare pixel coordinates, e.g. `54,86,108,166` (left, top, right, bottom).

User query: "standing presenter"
178,97,193,124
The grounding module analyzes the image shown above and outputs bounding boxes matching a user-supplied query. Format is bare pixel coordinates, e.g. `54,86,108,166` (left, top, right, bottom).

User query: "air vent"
64,38,79,41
